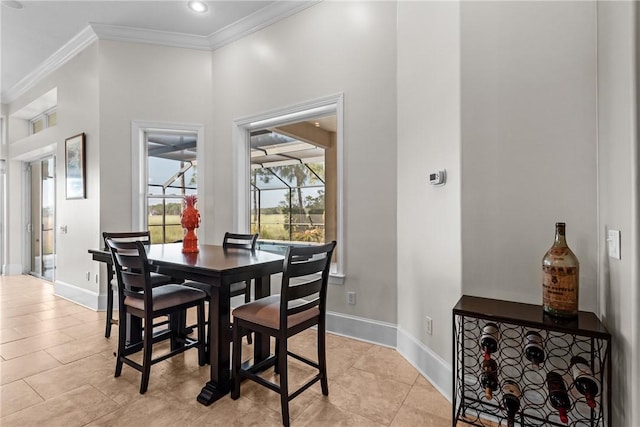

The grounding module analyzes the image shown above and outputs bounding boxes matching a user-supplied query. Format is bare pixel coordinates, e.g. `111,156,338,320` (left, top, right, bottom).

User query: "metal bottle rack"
452,296,611,427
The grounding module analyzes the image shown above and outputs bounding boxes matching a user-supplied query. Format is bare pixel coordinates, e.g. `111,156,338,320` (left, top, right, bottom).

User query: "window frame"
131,121,205,236
233,94,344,282
29,107,57,135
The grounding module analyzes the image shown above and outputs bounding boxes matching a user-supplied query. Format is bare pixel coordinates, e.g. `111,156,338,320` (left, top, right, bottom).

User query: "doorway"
27,156,56,280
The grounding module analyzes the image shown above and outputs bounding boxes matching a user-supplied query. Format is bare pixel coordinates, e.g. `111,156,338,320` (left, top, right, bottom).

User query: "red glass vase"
181,195,200,253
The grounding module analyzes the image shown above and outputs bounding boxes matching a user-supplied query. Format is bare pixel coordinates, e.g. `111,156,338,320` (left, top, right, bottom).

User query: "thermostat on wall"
429,170,446,186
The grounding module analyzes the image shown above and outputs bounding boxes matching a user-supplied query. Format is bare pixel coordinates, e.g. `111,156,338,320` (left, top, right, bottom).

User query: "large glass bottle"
542,222,579,317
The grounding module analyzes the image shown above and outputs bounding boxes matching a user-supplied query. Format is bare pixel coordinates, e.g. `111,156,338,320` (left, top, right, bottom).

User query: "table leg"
197,282,231,405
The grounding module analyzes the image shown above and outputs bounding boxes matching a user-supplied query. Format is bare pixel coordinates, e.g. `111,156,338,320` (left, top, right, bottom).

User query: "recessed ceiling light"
1,1,24,9
187,1,208,13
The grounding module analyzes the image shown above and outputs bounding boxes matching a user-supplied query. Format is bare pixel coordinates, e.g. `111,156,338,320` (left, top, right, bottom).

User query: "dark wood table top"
145,243,284,276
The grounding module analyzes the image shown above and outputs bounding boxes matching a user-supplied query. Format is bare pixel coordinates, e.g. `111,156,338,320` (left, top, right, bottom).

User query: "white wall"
460,2,598,311
97,40,212,232
208,1,398,323
96,40,213,298
396,0,461,383
597,2,638,425
5,43,100,290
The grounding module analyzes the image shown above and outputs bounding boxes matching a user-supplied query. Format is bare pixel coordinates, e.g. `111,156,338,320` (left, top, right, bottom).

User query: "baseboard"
54,280,104,311
326,311,397,348
396,326,452,401
2,264,23,275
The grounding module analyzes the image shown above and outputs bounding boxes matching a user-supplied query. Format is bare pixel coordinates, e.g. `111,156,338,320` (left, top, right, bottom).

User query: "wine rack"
452,296,611,427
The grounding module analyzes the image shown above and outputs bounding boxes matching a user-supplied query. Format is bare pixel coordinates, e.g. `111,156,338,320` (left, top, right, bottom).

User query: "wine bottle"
547,372,571,424
501,380,521,427
524,330,545,369
570,356,599,408
480,323,499,360
542,222,580,318
480,358,498,400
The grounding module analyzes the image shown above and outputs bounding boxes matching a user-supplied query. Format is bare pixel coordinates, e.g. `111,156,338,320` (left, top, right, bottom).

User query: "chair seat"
125,284,206,312
183,280,247,297
232,295,319,330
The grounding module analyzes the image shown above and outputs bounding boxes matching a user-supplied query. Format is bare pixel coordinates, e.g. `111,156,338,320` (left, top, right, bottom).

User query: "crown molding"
90,22,211,51
208,0,321,50
1,25,97,104
1,1,321,105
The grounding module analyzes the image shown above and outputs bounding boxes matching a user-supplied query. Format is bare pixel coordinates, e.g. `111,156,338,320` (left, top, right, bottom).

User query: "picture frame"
65,132,86,199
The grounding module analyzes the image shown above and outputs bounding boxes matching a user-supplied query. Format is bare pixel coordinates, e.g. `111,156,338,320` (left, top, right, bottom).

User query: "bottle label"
571,362,594,380
502,382,521,398
525,332,543,346
543,265,578,313
482,324,500,342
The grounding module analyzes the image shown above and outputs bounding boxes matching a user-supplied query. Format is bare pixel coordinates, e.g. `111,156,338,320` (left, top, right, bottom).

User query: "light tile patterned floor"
0,275,452,426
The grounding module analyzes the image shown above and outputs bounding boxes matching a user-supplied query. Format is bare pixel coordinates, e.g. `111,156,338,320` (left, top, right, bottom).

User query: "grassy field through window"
149,215,183,243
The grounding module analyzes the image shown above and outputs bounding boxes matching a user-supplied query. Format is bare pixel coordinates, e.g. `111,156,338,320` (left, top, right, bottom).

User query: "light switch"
607,230,621,260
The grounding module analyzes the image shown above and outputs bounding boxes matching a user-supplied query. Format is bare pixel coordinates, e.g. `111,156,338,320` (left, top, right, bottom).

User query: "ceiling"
0,0,315,101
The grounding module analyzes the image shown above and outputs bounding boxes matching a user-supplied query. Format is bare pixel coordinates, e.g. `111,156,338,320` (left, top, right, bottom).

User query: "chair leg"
197,303,206,367
114,306,126,377
231,321,243,400
244,281,252,345
318,320,329,396
105,281,114,338
274,339,280,375
140,317,153,394
278,337,290,427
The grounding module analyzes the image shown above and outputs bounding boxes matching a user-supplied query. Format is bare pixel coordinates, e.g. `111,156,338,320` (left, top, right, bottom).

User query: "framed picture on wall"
65,132,86,199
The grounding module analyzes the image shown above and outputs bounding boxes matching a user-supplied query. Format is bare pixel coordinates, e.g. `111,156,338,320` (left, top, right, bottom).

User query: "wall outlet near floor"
86,271,91,281
347,291,356,305
426,316,433,335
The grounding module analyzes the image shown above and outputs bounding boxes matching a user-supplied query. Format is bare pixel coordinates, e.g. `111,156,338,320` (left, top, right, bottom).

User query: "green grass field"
147,213,325,243
148,215,183,243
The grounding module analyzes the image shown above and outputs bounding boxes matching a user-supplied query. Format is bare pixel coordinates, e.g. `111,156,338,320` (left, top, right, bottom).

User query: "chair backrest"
105,239,153,309
102,231,152,248
223,232,258,250
279,241,336,326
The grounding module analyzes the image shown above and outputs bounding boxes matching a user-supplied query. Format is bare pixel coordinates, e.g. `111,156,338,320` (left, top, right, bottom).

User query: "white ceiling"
0,0,315,102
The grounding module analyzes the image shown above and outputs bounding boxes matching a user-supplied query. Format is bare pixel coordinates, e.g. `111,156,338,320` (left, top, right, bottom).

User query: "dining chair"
106,238,207,394
102,231,179,338
184,232,259,345
230,241,336,427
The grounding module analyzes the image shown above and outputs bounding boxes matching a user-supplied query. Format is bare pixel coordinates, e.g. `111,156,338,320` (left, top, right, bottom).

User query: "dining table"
89,242,285,405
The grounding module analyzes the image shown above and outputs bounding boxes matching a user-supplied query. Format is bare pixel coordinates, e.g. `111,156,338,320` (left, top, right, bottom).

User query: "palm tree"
253,162,324,237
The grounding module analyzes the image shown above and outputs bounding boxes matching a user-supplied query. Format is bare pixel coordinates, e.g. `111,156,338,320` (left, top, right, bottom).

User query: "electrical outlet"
86,272,91,281
607,229,621,260
426,316,433,335
347,292,356,305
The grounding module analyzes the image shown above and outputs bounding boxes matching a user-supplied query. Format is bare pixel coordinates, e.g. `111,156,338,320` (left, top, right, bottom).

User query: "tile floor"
0,275,453,426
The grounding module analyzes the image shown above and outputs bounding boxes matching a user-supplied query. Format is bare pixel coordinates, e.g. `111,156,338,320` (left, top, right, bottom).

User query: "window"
234,94,344,280
250,125,332,244
146,132,197,243
29,108,57,135
131,121,204,239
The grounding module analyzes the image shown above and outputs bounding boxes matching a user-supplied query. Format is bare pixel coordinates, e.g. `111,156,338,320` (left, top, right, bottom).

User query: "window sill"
329,272,345,285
